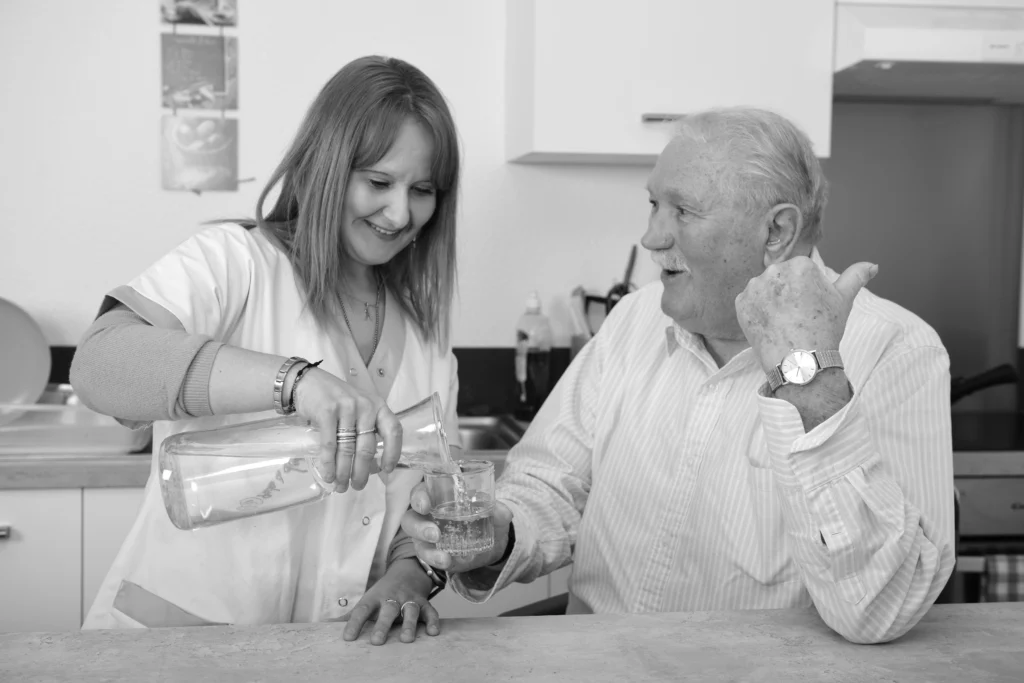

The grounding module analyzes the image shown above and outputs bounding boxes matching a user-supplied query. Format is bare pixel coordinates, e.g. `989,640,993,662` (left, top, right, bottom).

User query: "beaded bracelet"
287,359,323,415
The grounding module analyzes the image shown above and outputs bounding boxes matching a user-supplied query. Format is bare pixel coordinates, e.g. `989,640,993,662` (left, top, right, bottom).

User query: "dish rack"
0,385,151,455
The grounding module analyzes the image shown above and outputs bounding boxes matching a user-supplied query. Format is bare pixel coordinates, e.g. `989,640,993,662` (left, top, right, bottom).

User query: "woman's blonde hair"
255,55,460,349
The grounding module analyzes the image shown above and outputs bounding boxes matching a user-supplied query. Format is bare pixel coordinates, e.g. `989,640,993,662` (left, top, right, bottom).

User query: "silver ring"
400,601,419,618
357,429,376,436
336,428,357,440
384,598,400,609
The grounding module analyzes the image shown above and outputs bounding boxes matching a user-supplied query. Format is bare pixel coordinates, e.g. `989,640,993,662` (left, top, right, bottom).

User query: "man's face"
642,135,767,341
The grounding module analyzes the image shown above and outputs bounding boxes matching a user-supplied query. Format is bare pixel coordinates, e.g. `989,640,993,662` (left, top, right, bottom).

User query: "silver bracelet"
273,356,307,415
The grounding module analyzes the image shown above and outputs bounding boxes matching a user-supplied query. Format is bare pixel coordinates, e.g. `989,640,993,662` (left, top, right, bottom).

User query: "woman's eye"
648,199,657,211
676,205,687,216
369,179,390,190
414,186,436,196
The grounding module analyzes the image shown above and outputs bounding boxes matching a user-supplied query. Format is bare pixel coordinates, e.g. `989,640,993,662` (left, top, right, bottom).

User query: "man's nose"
381,190,411,230
641,212,673,252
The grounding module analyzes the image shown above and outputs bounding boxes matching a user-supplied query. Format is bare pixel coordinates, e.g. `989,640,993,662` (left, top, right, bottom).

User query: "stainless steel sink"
457,415,524,452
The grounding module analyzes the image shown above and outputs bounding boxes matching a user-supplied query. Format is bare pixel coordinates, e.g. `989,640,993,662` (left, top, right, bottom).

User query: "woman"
71,55,461,645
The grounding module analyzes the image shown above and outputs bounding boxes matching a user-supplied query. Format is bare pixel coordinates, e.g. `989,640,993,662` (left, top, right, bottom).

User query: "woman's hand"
292,367,403,492
334,558,441,645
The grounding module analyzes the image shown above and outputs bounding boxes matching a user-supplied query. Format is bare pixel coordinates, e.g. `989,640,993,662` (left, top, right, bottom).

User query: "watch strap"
814,349,844,371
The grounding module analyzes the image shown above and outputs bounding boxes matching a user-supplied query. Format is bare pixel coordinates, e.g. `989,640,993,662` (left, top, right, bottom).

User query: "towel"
981,555,1024,602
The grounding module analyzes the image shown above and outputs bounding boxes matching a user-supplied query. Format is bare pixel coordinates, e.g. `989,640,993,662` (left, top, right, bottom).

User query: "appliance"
834,0,1024,104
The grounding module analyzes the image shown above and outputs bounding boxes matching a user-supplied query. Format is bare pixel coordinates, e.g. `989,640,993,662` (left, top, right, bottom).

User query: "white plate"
0,297,50,408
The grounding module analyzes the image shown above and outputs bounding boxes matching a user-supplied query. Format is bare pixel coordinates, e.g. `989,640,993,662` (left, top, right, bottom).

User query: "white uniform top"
83,223,460,628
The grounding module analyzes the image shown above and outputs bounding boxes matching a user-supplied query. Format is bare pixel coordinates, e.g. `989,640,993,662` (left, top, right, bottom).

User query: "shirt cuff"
180,340,223,418
757,385,874,491
449,499,535,603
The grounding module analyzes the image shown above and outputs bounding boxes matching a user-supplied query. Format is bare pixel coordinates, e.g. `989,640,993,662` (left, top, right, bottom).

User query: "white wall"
0,0,659,347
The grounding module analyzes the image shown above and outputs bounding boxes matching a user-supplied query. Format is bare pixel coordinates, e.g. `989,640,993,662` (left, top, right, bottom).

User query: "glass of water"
422,459,495,557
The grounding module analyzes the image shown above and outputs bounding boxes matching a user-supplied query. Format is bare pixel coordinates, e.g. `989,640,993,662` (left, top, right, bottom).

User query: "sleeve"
70,305,223,425
449,334,602,602
109,223,255,338
757,345,955,644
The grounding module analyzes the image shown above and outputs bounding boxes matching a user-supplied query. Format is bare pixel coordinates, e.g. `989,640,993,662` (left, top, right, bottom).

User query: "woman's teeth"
367,221,402,237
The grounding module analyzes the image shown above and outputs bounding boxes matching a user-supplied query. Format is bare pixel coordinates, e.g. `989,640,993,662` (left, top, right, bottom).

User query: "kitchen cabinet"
82,488,146,620
506,0,835,163
0,489,82,633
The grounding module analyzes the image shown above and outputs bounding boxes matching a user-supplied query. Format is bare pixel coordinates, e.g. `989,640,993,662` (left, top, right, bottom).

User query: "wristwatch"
766,349,844,393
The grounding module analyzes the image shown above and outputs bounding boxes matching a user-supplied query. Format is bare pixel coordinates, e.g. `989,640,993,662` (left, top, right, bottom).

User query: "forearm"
760,381,955,644
206,345,300,415
780,456,954,644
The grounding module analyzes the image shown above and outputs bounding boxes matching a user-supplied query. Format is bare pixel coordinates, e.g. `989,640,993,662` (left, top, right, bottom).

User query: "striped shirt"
452,251,955,644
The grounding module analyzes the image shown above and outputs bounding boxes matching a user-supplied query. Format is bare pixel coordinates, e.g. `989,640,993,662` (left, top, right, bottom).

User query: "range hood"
834,0,1024,103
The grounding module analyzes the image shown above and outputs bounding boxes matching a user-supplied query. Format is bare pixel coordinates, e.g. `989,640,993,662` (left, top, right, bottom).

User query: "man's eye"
676,205,688,217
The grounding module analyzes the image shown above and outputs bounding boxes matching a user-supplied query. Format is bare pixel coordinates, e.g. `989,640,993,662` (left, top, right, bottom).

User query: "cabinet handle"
641,113,682,123
0,525,10,540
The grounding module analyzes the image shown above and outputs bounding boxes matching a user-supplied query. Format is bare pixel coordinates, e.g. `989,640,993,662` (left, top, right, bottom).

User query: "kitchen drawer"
955,477,1024,537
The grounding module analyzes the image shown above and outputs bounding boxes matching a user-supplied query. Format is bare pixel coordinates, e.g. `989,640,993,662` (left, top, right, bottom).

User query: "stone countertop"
1,604,1022,682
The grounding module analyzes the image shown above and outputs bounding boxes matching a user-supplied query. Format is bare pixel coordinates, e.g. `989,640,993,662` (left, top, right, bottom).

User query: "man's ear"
763,203,805,267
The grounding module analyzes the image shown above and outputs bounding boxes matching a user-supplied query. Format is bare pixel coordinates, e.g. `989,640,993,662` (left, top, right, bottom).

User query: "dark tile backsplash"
49,345,572,417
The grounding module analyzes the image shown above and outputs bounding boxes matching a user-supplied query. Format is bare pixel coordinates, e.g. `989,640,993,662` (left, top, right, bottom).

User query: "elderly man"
405,107,955,644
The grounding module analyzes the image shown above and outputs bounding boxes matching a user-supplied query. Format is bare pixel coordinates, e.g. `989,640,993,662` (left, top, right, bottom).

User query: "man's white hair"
672,107,829,243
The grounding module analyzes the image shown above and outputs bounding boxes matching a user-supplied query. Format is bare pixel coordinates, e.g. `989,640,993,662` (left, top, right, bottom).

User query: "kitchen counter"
2,604,1021,682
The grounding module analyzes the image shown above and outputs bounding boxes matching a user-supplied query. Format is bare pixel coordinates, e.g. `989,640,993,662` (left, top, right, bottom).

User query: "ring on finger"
400,601,419,618
356,429,376,436
337,427,357,440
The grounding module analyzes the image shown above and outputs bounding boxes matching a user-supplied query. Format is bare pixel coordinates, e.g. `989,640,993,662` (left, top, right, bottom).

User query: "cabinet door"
0,489,82,632
430,578,549,619
82,488,146,620
508,0,835,162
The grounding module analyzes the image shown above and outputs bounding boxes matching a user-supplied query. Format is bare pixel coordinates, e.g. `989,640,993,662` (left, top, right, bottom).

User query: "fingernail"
426,527,439,543
335,482,348,493
870,264,879,276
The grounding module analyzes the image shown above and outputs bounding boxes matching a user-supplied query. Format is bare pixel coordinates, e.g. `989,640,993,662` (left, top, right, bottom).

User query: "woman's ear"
763,203,805,267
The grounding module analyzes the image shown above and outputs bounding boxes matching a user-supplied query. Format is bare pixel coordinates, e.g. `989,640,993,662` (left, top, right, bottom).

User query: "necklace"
339,275,384,364
346,281,383,320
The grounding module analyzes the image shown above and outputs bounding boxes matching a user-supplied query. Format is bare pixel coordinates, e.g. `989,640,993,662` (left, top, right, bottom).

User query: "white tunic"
83,223,460,628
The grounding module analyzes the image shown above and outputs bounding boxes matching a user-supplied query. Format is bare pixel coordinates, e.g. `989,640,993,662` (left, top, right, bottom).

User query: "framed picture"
161,115,238,192
160,0,237,27
161,34,238,110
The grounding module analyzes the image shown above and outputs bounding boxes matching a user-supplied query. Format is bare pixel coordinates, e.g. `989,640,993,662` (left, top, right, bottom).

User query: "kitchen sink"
456,415,524,452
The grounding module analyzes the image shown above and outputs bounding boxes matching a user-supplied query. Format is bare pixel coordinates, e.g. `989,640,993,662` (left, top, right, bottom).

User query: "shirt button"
362,516,370,525
349,368,357,376
377,368,385,377
338,598,348,607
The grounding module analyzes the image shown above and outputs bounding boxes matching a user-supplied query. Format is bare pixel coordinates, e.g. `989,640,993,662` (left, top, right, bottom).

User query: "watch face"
780,350,817,385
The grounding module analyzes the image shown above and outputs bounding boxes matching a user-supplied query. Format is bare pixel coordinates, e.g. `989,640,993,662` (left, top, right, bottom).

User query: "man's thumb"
494,501,513,527
834,262,878,302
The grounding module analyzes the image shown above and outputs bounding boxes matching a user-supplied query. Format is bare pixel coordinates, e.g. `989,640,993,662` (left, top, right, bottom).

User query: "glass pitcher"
158,393,454,531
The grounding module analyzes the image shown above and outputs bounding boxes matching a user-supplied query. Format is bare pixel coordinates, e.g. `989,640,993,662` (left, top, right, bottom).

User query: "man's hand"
333,558,440,645
736,257,877,374
401,482,514,574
